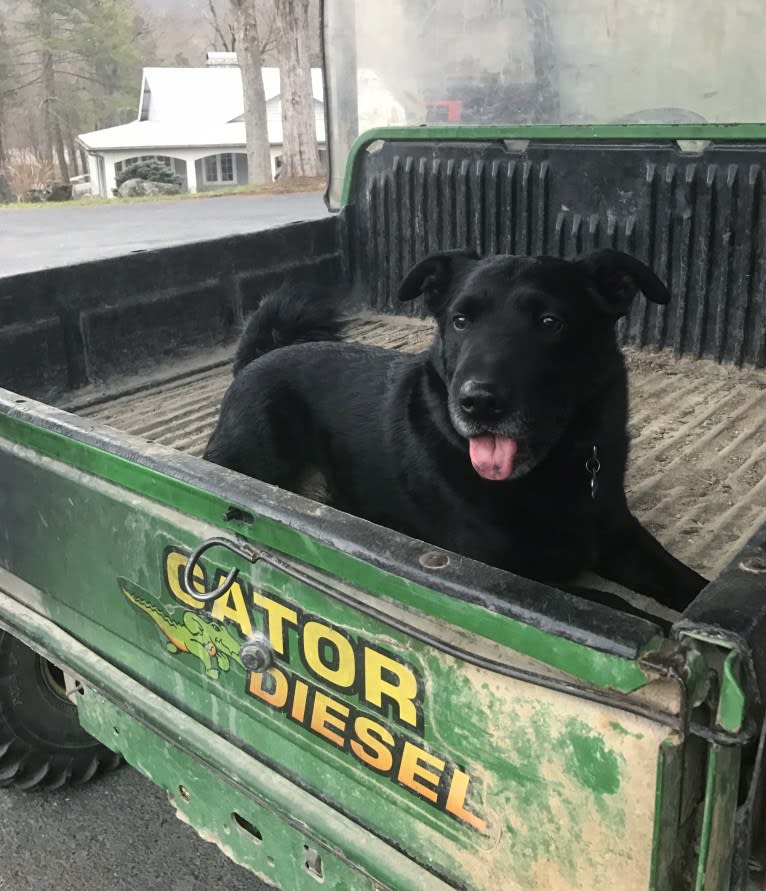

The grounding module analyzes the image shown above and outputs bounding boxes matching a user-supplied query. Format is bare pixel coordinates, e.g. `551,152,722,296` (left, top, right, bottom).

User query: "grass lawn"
0,176,325,211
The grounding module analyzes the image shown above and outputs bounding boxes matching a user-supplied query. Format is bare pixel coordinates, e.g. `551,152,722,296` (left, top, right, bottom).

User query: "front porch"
85,150,270,198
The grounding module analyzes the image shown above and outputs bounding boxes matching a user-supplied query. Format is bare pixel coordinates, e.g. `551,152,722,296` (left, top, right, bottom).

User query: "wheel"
0,630,122,791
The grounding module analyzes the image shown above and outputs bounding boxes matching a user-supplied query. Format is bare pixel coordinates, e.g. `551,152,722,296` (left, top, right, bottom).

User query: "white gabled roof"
78,107,326,152
140,67,245,123
78,121,248,152
78,65,325,153
140,66,323,123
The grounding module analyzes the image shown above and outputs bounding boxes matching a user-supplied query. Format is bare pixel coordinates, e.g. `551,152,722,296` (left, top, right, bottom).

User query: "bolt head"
239,632,274,672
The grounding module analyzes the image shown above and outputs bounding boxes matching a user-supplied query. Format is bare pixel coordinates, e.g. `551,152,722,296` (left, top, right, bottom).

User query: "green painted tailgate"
0,393,702,890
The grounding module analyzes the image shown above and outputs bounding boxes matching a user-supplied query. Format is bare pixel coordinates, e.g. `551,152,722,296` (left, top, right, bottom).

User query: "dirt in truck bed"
61,314,766,583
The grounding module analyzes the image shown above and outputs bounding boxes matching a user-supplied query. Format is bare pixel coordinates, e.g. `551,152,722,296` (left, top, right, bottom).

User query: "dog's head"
398,249,670,481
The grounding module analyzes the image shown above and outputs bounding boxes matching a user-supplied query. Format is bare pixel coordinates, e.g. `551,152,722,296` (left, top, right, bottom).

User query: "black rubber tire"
0,630,122,791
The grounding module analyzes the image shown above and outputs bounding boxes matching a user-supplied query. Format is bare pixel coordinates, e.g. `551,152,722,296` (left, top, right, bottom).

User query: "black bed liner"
66,313,766,585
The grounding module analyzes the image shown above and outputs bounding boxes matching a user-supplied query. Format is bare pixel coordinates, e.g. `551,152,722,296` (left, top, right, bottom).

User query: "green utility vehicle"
1,2,766,889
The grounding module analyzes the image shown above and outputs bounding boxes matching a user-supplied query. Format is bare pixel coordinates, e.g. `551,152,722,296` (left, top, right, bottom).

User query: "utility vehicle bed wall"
3,138,766,403
0,219,344,401
344,137,766,368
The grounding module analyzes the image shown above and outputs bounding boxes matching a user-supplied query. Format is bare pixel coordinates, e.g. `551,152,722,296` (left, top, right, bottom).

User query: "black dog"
205,249,707,613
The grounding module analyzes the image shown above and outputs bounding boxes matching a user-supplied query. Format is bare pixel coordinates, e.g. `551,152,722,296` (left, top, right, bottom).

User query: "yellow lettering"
165,550,206,609
291,678,309,723
210,578,252,637
445,769,487,833
363,648,420,729
310,691,349,748
253,594,298,655
248,667,289,709
302,621,356,688
397,741,444,804
350,716,395,773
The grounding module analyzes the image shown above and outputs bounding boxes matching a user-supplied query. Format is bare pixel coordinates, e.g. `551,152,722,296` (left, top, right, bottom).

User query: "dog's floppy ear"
397,248,480,312
576,249,671,317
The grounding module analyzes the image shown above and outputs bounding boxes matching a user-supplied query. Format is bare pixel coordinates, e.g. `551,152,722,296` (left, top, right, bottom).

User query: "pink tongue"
469,435,518,481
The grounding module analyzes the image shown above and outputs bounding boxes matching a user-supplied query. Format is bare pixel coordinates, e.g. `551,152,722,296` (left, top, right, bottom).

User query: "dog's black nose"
458,380,503,417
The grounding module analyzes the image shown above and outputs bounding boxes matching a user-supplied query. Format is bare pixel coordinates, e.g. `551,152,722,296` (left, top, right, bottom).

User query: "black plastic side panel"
347,140,766,367
0,217,345,400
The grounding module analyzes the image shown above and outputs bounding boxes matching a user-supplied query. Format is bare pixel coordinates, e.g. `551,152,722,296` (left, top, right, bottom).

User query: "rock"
117,178,182,198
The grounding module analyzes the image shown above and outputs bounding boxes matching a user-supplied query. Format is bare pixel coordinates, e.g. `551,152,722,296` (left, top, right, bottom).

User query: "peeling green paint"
609,721,644,740
561,720,621,796
433,667,631,887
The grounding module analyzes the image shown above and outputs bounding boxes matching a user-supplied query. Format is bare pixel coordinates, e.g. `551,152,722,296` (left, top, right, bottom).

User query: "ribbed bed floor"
67,314,766,580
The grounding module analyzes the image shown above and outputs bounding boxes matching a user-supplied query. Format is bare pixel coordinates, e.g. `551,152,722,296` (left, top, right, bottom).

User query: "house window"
203,153,236,184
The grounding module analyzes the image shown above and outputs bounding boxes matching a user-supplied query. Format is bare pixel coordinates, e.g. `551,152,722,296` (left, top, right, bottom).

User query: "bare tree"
231,0,272,184
273,0,320,178
207,0,236,52
3,0,146,182
38,0,69,181
0,21,9,164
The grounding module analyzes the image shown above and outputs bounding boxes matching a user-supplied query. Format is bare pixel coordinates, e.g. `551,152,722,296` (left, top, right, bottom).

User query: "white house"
77,55,326,198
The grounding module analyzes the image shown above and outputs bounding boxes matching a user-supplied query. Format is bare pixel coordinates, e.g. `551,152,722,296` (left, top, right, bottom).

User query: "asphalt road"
0,768,271,891
0,191,323,891
0,191,328,277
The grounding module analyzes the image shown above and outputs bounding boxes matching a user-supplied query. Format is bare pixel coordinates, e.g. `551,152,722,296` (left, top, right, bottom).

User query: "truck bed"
60,314,766,582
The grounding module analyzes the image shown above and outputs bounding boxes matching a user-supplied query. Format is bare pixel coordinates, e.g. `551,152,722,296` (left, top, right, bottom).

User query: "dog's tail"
232,284,348,376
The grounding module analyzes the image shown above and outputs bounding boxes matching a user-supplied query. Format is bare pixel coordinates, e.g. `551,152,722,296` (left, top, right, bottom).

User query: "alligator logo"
119,578,242,680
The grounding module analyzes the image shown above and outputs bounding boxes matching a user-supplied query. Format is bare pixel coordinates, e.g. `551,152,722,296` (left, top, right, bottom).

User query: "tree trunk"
231,0,272,185
0,29,7,164
51,115,70,183
69,138,80,177
64,119,81,177
40,58,53,163
274,0,321,179
0,93,6,165
39,1,69,182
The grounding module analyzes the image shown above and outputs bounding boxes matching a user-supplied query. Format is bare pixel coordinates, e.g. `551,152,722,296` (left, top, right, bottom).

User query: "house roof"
78,115,326,152
138,66,324,122
78,66,325,153
78,121,249,152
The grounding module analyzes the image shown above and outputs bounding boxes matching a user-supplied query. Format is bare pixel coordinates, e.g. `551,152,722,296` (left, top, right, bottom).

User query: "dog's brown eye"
540,314,564,332
453,314,468,331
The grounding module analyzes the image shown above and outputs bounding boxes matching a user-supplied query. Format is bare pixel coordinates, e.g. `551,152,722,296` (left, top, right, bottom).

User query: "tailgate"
0,392,698,890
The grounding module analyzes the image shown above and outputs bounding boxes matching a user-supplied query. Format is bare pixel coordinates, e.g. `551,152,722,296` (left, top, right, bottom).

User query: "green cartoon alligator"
119,578,242,680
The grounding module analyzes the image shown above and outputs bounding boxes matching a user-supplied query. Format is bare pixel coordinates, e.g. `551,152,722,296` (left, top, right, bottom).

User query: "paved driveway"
0,767,272,891
0,191,328,277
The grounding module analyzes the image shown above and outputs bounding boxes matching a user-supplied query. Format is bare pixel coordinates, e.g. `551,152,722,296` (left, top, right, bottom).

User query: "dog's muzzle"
457,379,505,424
447,382,551,481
